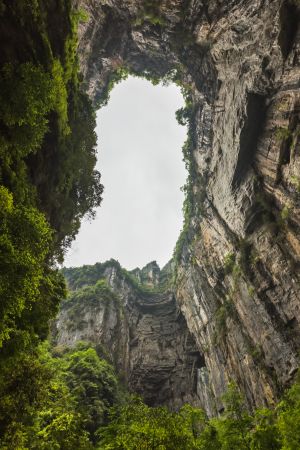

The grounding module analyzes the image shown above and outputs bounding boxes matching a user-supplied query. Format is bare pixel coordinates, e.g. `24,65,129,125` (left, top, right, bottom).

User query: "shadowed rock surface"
57,0,300,415
54,261,204,409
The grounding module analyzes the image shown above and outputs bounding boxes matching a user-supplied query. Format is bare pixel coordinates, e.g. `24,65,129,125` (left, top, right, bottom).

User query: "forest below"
0,0,299,449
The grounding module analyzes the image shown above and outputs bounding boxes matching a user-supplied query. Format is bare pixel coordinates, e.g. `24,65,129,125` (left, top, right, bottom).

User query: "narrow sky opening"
64,76,187,270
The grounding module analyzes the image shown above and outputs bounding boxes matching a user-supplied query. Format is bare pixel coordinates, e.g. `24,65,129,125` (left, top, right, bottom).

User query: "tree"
277,375,300,450
249,408,281,450
0,186,64,348
211,382,252,450
0,63,57,159
97,398,206,449
64,345,121,443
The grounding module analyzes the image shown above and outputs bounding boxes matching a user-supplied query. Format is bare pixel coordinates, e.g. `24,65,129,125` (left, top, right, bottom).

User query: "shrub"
224,253,235,274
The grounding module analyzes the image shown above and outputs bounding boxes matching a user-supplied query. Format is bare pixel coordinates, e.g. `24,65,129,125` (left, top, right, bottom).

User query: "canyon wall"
60,0,300,414
54,261,204,410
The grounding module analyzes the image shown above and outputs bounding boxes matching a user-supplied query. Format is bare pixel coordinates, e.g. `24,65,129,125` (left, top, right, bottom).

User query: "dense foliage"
2,337,300,449
0,0,103,445
0,1,299,448
97,378,300,450
0,342,123,449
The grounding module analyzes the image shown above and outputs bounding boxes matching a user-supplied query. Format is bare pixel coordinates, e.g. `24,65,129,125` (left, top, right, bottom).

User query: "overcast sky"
64,76,187,270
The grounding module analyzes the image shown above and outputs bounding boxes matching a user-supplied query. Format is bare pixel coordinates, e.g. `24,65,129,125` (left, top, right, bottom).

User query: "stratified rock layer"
65,0,300,415
55,262,204,409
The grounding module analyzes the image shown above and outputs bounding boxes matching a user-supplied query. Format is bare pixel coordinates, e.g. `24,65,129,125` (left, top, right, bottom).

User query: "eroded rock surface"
63,0,300,415
54,261,203,409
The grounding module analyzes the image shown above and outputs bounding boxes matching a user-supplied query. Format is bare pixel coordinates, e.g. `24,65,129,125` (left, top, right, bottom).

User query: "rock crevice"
55,262,205,409
59,0,300,415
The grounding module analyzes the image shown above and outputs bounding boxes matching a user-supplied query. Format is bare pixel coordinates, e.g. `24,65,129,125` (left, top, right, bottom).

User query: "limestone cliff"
54,261,203,409
60,0,300,415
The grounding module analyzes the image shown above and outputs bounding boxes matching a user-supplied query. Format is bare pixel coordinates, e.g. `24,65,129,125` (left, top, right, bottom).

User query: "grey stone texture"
58,0,300,415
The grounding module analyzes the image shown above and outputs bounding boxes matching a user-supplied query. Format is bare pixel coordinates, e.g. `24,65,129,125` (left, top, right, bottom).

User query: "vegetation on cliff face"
0,0,299,448
62,258,173,295
0,0,102,445
59,262,300,449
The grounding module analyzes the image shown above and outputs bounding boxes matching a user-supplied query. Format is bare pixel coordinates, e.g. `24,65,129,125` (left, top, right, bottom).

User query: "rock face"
54,261,204,409
65,0,300,415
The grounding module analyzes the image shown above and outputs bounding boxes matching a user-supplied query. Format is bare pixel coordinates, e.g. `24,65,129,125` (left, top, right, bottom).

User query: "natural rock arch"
71,0,300,414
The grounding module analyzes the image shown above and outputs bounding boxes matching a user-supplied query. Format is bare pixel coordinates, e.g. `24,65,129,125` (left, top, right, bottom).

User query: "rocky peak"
130,261,161,287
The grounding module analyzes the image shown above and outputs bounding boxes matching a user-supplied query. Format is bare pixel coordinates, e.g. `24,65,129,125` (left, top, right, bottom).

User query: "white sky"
64,76,187,270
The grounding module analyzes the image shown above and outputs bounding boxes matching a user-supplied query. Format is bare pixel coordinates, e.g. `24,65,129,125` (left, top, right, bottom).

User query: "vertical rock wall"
68,0,300,414
54,262,204,409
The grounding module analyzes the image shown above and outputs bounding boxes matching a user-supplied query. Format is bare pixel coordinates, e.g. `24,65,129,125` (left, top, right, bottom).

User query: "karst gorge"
0,0,299,448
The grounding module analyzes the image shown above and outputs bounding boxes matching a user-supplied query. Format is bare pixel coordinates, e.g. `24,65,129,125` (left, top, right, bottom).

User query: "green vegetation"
67,279,119,306
0,2,299,448
0,186,65,347
248,343,264,363
213,299,236,344
98,400,206,449
63,258,172,297
173,161,194,267
2,337,300,449
173,130,199,270
248,286,255,297
96,378,300,450
222,241,255,282
223,252,236,274
133,0,166,27
0,1,103,249
0,62,60,158
97,67,129,108
0,1,103,446
176,101,194,126
275,127,292,142
93,61,200,281
0,1,103,253
171,73,209,275
61,278,122,333
62,260,122,290
0,342,123,448
281,204,292,222
290,176,300,193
